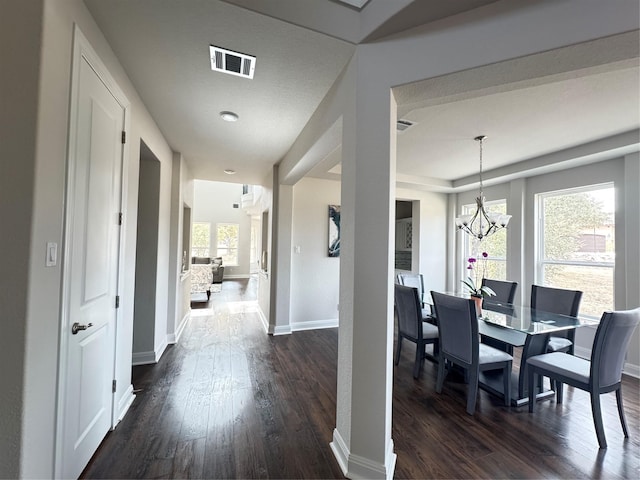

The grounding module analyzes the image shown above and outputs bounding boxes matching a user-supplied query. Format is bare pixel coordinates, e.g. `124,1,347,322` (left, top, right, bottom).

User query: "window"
462,199,508,281
191,222,210,257
217,223,239,266
536,184,615,318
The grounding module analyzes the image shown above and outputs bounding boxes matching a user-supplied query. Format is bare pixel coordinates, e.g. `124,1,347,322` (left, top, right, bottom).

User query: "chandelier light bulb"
455,136,511,241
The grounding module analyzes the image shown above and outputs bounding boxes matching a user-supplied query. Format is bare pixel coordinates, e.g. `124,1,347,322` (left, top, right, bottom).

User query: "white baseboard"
330,429,396,479
167,311,190,344
575,345,639,378
223,274,251,279
132,339,168,366
269,324,292,336
623,361,640,378
330,429,349,476
132,351,156,365
291,319,338,331
257,306,269,333
113,384,135,427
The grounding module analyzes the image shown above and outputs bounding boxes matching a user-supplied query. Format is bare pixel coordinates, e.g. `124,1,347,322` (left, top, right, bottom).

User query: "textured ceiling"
84,0,639,189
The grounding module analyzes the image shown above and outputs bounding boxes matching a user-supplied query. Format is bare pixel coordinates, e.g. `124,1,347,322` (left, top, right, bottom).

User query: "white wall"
193,180,252,278
396,188,448,298
290,178,341,329
257,170,274,331
3,0,176,476
167,153,193,344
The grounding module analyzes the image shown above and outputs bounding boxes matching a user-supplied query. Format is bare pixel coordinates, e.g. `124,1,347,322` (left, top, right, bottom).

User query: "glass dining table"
428,294,598,406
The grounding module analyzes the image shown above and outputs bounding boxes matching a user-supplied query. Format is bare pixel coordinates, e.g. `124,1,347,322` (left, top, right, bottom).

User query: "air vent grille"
210,45,256,79
397,119,415,132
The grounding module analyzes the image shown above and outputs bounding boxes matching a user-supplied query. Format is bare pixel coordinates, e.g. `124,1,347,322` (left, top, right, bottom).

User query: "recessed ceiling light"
220,111,239,122
224,169,236,175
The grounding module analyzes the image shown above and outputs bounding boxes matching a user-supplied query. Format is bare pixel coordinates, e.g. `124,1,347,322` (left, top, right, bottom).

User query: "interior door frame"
54,24,131,477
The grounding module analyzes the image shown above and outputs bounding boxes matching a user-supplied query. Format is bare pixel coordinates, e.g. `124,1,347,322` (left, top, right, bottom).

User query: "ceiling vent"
397,119,415,133
210,45,256,79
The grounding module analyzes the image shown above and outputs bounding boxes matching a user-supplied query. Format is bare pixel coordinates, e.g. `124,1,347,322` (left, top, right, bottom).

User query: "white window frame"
216,222,240,266
191,222,211,258
535,183,615,318
461,199,508,281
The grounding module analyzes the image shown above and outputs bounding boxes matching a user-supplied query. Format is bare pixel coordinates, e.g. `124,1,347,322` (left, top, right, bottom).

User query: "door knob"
72,322,93,335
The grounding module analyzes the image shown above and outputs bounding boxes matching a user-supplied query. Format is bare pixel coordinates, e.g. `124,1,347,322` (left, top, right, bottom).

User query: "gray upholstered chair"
482,278,518,304
431,291,512,414
531,285,583,355
480,279,519,353
394,284,439,379
527,308,640,449
397,273,430,321
211,257,225,283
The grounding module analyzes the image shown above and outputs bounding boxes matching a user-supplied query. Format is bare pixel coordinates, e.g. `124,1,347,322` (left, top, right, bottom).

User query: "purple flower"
468,257,477,263
467,265,473,270
482,252,488,258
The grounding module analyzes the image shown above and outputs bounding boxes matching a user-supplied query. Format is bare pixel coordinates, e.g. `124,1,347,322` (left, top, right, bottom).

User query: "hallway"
82,277,343,478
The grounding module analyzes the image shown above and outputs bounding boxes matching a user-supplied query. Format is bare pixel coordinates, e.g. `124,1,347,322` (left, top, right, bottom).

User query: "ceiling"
84,0,639,190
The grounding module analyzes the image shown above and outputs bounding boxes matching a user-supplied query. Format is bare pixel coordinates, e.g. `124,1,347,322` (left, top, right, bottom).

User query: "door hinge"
115,295,120,308
121,131,126,144
118,212,123,225
112,380,117,393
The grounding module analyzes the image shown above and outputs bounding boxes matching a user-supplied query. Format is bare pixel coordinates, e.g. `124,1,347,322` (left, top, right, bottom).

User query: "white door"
59,52,124,479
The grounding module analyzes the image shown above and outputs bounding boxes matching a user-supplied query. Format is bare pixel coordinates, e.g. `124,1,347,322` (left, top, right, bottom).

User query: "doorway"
132,141,161,365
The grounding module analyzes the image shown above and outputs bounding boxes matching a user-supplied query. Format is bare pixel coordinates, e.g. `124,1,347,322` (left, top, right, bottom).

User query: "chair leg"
528,368,536,413
590,391,607,449
436,355,446,393
395,337,402,365
466,368,479,415
413,342,423,379
503,362,512,407
616,387,629,438
556,382,563,404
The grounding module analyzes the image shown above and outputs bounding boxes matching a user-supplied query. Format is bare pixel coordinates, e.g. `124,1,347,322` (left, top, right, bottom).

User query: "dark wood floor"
82,277,640,479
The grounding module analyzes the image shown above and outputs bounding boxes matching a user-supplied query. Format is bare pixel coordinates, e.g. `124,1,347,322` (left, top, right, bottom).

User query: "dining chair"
394,284,439,379
482,278,518,304
397,273,430,321
480,279,518,353
527,308,640,449
531,285,583,355
431,291,512,414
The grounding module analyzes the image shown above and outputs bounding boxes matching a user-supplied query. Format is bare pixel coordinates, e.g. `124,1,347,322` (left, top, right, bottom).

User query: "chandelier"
455,135,511,240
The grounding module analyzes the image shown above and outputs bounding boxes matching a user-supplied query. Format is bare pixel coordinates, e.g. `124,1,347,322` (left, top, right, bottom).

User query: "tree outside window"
191,222,210,257
217,223,239,266
537,185,614,318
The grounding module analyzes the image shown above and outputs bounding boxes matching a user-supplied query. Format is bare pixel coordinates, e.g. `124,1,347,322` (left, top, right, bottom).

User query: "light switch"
46,242,57,267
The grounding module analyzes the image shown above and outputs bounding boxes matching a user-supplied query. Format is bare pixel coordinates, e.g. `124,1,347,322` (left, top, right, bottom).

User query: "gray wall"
0,1,44,476
133,145,161,358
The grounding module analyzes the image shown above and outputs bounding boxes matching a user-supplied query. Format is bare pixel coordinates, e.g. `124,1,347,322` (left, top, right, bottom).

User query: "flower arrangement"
461,251,496,298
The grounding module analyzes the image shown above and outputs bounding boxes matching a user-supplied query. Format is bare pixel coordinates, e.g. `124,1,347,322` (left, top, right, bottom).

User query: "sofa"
190,257,225,303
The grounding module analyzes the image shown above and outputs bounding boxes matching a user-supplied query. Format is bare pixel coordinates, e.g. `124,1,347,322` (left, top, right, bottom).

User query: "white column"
507,178,526,305
331,55,397,480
